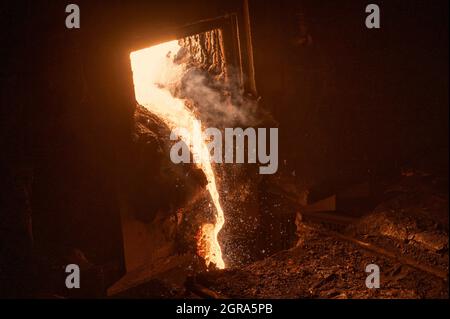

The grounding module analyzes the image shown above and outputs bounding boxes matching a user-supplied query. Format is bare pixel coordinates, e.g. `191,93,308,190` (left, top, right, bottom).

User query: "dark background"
0,0,448,297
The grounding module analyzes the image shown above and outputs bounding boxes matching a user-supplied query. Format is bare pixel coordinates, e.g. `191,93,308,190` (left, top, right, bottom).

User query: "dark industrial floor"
114,152,449,299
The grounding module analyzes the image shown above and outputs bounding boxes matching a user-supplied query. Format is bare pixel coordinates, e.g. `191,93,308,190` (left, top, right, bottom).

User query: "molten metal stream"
130,40,225,269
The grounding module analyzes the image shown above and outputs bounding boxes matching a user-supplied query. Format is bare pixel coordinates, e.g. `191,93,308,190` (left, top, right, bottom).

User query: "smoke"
178,67,260,128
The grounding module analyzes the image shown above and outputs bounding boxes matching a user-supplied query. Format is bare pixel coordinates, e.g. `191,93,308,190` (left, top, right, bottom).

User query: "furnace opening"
129,30,230,269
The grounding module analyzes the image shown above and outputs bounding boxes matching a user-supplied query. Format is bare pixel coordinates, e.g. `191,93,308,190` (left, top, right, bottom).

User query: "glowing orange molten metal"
130,40,225,269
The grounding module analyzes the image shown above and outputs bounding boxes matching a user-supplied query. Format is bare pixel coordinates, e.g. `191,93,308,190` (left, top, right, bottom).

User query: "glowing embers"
130,40,225,269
